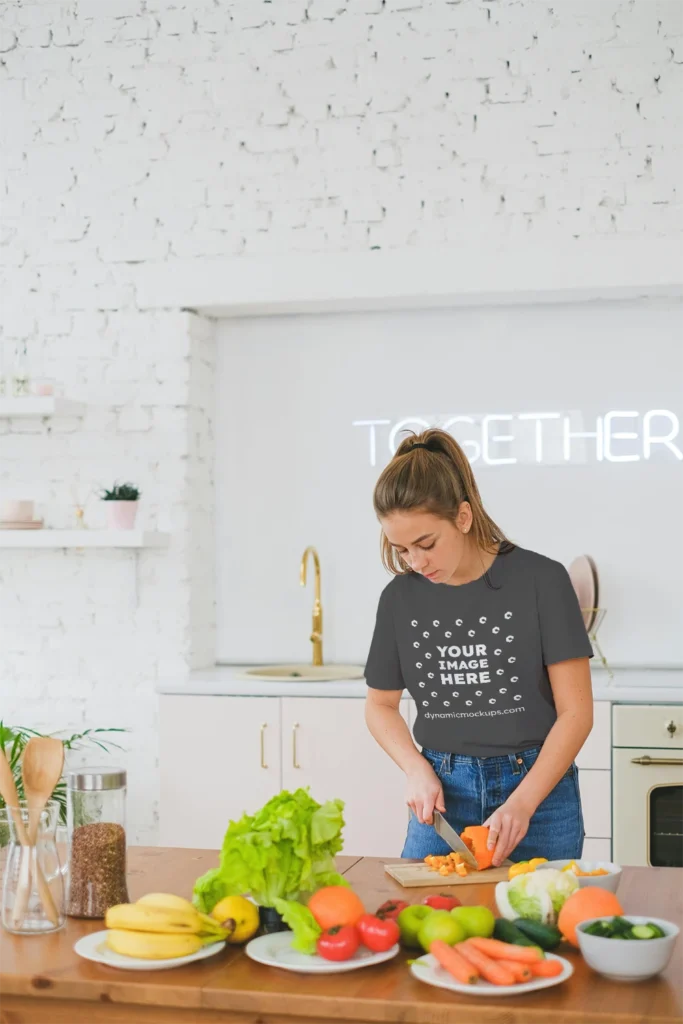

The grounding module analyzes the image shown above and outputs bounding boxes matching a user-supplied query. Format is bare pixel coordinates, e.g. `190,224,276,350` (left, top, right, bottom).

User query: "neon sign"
352,411,682,467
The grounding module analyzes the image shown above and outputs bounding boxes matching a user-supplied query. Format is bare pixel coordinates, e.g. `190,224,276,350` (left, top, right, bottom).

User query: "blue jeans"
402,746,584,861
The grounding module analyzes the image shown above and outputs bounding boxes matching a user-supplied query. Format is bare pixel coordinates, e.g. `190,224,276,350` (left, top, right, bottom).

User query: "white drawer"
576,701,611,770
613,704,683,749
577,768,611,838
582,837,612,861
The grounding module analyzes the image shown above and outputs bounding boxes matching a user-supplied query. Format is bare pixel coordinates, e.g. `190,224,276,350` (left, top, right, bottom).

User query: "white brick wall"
0,0,681,842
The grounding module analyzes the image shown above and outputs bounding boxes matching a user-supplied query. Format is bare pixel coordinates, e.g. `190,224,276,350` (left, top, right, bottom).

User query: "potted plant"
100,482,141,530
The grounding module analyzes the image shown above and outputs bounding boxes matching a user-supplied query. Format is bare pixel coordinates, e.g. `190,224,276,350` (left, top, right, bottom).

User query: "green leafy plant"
100,482,140,501
0,723,127,827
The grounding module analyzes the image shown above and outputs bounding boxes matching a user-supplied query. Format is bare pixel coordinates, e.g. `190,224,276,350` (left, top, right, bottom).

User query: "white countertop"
159,665,683,704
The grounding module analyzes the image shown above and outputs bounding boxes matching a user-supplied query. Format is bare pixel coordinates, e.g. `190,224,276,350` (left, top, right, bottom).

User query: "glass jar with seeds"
65,767,129,919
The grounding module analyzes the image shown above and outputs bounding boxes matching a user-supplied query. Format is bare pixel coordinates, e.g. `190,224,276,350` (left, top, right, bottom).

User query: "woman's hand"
406,760,446,825
483,796,533,867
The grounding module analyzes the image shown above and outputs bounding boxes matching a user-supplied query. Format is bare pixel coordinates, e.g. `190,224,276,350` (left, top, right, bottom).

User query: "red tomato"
422,894,462,911
356,914,401,952
316,925,360,962
375,899,410,921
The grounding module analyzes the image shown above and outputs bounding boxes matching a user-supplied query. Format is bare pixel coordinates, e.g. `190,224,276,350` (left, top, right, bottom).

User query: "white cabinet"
577,701,611,770
160,696,282,849
159,694,411,857
582,837,612,861
577,768,611,839
281,697,411,858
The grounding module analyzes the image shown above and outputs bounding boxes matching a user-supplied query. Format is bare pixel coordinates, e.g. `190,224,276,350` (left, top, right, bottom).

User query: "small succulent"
100,482,141,501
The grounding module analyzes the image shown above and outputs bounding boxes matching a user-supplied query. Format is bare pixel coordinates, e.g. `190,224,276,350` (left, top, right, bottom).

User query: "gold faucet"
300,546,323,666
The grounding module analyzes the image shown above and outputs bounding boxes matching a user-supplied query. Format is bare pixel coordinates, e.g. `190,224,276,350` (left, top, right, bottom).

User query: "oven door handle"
630,755,683,766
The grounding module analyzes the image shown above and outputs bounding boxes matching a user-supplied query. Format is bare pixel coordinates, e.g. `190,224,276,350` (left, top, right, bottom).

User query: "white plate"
411,950,573,996
74,930,226,971
245,931,399,974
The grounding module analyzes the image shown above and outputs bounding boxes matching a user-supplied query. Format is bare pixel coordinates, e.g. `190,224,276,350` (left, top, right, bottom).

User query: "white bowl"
538,860,621,893
577,916,679,982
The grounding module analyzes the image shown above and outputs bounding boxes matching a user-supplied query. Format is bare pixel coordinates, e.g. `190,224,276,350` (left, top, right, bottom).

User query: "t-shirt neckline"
413,541,505,590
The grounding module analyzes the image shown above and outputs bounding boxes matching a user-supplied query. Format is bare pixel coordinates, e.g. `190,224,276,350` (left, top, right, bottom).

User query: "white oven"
613,704,683,867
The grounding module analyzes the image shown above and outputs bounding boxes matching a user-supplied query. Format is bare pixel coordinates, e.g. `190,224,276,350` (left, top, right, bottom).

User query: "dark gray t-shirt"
365,544,593,757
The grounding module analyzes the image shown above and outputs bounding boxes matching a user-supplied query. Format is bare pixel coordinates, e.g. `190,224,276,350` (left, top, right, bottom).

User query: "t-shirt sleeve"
536,559,595,666
365,584,405,691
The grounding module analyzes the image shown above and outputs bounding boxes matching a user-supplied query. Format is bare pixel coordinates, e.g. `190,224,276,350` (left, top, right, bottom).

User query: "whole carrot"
468,936,543,963
430,940,478,985
529,958,564,977
496,959,532,983
458,941,516,986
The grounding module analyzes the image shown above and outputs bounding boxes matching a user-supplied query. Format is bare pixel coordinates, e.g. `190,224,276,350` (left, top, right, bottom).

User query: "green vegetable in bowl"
193,788,347,913
582,916,666,940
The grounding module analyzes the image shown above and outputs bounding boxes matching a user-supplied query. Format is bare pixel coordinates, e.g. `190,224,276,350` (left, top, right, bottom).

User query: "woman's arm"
484,657,593,866
365,688,446,824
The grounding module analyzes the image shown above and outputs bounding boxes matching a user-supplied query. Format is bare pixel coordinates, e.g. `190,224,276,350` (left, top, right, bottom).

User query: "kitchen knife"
432,811,479,869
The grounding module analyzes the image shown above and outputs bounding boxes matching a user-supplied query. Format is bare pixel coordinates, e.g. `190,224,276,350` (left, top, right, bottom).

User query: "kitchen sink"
240,664,365,682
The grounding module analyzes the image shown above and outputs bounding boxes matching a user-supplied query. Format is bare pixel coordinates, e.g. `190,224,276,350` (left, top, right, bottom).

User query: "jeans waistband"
422,745,541,776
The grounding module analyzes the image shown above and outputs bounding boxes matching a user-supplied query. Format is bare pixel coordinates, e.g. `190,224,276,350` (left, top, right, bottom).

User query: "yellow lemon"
210,896,259,944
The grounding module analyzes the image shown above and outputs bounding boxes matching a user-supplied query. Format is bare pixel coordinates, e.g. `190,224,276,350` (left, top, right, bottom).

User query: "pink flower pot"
105,501,139,530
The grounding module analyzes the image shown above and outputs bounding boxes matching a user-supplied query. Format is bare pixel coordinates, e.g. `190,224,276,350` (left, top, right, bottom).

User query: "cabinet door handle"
292,723,301,769
631,756,683,766
260,723,268,770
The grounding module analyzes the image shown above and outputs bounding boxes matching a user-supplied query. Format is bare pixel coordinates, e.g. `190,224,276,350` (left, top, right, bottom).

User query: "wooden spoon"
13,738,65,928
0,747,30,845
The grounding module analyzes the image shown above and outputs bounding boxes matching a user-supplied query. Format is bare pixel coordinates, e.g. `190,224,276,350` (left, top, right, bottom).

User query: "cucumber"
493,919,540,948
512,918,562,951
631,924,660,940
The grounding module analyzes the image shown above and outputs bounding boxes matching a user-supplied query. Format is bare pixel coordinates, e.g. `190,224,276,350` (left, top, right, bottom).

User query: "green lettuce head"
496,868,578,925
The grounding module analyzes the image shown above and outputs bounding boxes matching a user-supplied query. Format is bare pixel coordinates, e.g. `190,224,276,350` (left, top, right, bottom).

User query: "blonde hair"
373,428,515,575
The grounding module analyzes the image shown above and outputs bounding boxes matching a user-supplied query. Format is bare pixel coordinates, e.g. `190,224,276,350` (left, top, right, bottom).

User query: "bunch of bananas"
105,893,229,960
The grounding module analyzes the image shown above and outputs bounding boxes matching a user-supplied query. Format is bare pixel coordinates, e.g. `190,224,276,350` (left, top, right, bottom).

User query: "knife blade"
432,811,479,869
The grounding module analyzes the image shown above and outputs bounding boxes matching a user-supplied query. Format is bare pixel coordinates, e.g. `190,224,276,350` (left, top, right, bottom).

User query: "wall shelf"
0,530,169,549
0,397,85,418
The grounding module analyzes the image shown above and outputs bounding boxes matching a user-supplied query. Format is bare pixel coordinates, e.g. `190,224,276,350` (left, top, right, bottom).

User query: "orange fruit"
557,887,624,947
307,886,365,930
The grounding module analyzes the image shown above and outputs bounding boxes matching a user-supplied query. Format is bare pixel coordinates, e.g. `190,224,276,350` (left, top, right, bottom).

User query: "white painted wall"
1,0,681,840
215,298,683,669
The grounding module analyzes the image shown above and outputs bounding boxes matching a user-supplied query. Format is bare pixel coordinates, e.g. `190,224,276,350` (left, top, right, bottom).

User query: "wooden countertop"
1,847,681,1024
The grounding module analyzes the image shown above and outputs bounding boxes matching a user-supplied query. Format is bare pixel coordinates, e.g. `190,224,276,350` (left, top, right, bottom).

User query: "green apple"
450,905,496,938
417,909,466,952
397,905,433,948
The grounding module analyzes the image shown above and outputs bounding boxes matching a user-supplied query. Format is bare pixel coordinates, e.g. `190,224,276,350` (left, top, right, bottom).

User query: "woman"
364,428,593,867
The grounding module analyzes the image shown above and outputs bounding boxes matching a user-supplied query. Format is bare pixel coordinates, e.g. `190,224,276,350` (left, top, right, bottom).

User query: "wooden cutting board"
384,861,511,888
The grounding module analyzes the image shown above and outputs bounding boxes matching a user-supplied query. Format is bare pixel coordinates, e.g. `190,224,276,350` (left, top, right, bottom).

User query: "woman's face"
381,506,472,584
